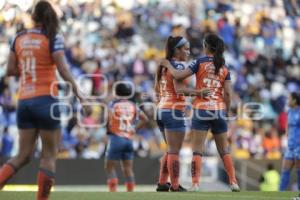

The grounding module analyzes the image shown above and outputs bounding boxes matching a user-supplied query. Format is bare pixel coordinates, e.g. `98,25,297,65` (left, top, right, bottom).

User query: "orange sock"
125,176,135,192
191,152,202,185
158,153,169,184
167,153,180,189
0,163,16,190
222,154,237,184
107,178,118,192
125,182,135,192
37,168,55,200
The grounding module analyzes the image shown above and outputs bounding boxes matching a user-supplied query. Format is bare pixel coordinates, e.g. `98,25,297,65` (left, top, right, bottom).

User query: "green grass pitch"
0,192,298,200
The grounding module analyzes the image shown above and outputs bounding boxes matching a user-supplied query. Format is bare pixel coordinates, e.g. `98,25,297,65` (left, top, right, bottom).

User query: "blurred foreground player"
0,1,83,200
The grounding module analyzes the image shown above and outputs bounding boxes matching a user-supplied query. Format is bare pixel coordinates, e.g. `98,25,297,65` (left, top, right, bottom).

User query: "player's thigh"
165,130,185,151
295,147,300,168
18,129,39,157
105,160,119,171
121,160,133,171
190,129,208,153
213,132,230,154
39,129,60,157
281,159,294,170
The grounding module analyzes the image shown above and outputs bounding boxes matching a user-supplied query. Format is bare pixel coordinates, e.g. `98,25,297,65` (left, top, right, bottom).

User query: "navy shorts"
17,95,61,130
156,109,186,133
105,134,134,160
191,109,227,134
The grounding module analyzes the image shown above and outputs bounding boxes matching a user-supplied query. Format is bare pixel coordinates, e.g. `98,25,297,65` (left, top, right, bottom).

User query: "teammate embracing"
155,36,210,192
162,33,240,192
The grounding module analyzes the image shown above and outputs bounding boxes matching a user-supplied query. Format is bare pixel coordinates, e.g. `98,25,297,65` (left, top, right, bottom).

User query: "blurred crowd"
0,0,299,159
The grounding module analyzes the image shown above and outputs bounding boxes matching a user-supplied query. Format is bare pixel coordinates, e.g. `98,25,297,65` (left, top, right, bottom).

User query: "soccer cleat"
189,183,200,192
230,182,240,192
170,185,187,192
156,182,171,192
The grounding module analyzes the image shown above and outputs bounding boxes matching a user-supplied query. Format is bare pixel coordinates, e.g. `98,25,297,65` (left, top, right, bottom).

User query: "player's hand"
199,88,211,98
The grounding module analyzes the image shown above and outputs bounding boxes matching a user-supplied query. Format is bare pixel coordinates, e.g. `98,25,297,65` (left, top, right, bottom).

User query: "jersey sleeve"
49,34,65,53
108,101,115,110
188,59,200,74
225,71,231,80
10,37,17,52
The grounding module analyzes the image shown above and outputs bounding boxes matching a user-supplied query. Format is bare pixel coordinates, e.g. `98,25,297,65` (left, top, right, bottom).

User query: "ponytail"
32,1,59,41
157,35,183,83
203,34,225,75
165,36,174,60
212,40,225,75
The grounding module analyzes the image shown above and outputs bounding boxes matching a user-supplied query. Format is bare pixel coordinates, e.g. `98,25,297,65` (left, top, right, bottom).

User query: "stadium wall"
0,158,160,185
0,158,296,190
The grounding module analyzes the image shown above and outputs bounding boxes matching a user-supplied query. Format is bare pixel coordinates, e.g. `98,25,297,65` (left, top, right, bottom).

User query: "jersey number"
119,116,132,132
203,78,221,100
20,57,36,84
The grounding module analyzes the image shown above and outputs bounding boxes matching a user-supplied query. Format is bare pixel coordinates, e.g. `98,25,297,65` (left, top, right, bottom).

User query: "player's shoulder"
170,60,185,70
53,33,64,42
14,29,28,39
190,56,213,68
196,55,213,64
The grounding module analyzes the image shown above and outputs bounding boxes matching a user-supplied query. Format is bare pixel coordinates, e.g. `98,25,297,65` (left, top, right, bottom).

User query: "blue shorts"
17,95,61,130
284,146,300,160
156,109,186,133
191,109,227,134
105,134,134,160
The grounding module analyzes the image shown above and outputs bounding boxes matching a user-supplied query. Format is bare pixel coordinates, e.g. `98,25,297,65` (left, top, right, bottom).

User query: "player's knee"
218,146,230,157
122,167,133,176
104,163,115,172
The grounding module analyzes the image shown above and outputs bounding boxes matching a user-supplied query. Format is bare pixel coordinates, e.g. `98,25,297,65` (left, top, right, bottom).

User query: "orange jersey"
188,56,231,110
158,60,186,111
108,100,139,139
11,28,65,100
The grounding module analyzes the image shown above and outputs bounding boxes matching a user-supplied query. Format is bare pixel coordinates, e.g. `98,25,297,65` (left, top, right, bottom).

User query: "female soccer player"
155,36,210,192
162,33,240,192
105,83,148,192
279,92,300,191
0,1,83,199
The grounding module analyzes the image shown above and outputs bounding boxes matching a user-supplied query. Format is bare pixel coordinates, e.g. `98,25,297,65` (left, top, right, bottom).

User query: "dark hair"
165,36,184,60
155,36,184,87
291,92,300,106
115,83,133,97
203,33,225,75
32,1,59,41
